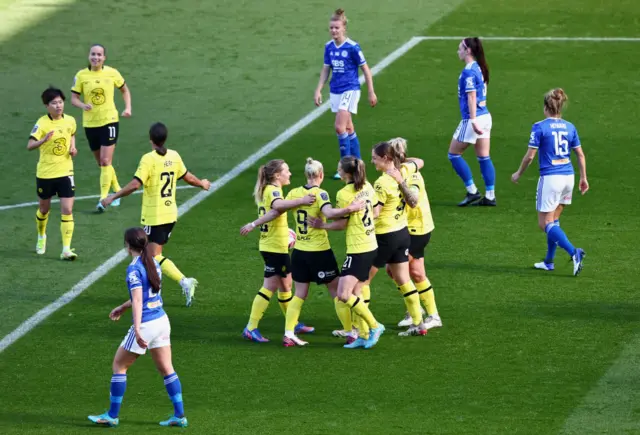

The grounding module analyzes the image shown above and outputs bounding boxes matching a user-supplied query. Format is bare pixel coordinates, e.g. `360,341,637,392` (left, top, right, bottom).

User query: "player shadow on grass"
428,260,576,278
521,301,640,323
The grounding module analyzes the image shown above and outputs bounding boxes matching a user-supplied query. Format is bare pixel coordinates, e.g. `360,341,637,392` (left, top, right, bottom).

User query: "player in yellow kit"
240,159,317,342
368,141,426,337
71,44,132,211
243,158,364,346
387,138,441,330
28,87,78,260
101,123,210,307
309,156,385,349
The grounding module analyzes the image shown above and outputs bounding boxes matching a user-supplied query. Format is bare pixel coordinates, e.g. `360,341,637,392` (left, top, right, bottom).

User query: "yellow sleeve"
336,189,348,209
134,155,151,184
70,117,77,135
374,180,387,205
113,69,125,89
176,156,187,180
30,120,45,140
285,190,293,201
71,72,82,94
402,161,418,177
318,189,331,209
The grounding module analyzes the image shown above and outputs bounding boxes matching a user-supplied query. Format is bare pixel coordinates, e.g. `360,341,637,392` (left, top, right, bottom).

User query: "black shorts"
372,227,411,268
409,232,432,259
144,222,175,245
261,251,291,278
84,122,119,151
36,176,75,200
340,249,377,282
291,249,339,284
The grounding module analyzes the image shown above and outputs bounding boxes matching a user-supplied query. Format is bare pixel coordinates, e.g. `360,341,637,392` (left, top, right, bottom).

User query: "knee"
99,158,111,167
448,152,461,161
409,265,425,283
112,362,128,374
157,364,174,377
335,125,346,135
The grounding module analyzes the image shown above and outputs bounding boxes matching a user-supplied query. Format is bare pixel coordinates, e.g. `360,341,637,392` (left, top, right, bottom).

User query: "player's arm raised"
386,167,419,207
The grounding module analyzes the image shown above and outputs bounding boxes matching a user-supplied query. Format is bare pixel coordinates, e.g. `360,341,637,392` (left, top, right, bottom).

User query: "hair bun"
306,157,313,164
334,8,345,15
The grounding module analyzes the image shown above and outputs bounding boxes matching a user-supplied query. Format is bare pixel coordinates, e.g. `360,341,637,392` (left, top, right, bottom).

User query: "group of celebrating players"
23,6,589,429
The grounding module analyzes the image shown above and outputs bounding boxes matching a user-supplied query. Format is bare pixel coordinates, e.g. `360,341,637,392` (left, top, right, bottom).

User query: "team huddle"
23,6,589,430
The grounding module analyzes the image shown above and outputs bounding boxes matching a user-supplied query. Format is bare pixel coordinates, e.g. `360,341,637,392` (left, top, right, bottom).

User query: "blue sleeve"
324,45,330,66
528,124,541,148
352,44,366,66
462,69,476,93
126,266,143,291
571,127,581,148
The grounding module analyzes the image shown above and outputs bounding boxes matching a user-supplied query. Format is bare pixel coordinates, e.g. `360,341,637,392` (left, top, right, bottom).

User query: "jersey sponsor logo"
331,59,345,69
90,88,106,105
52,138,67,156
31,124,38,134
147,300,163,309
551,158,570,166
341,50,348,57
320,192,329,201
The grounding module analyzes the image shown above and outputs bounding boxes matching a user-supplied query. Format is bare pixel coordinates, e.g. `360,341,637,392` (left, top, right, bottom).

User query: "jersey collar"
304,184,318,190
47,114,64,120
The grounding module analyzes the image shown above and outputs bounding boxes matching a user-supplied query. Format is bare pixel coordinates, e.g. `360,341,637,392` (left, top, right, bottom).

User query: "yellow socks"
416,279,438,316
399,281,422,326
154,255,185,283
285,296,304,332
110,165,121,192
278,290,293,316
346,295,378,329
248,287,274,330
359,285,371,338
334,297,352,331
99,165,112,199
36,209,49,237
60,214,74,249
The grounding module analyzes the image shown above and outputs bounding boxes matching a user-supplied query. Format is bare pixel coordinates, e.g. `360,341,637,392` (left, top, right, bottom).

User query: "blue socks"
348,132,361,158
164,373,185,418
545,219,559,263
448,153,475,190
338,132,350,158
478,156,495,199
108,374,127,418
545,221,575,257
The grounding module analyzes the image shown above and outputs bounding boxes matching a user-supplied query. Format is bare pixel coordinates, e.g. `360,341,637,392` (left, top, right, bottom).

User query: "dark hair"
254,159,286,204
124,227,161,292
90,43,107,56
41,87,65,105
463,37,489,84
373,141,402,169
340,156,366,190
149,122,168,156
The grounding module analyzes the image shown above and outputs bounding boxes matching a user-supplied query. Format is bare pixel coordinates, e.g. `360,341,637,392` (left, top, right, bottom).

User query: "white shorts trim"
330,90,360,114
120,314,171,355
536,174,574,212
452,113,492,143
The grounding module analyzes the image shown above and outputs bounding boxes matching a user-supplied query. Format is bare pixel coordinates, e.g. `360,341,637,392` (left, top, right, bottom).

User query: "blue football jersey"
458,61,489,119
528,118,581,176
324,38,366,94
126,257,165,323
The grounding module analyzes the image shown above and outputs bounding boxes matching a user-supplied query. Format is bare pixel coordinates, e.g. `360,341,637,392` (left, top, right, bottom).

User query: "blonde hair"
388,137,408,162
253,159,285,204
331,8,348,26
304,157,323,179
544,88,568,116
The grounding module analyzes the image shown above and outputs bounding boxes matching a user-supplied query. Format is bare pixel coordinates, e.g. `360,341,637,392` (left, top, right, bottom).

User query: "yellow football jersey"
286,185,332,252
258,184,289,254
134,149,187,226
402,162,435,235
30,114,77,179
373,173,408,234
71,66,125,128
336,182,378,254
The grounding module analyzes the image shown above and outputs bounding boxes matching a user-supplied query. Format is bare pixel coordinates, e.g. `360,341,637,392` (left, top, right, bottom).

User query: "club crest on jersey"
320,192,329,201
341,50,348,57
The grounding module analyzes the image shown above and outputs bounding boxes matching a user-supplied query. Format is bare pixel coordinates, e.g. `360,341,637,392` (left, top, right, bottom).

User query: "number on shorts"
160,171,175,198
68,175,75,188
552,131,569,156
108,125,116,139
361,199,373,228
296,210,308,235
143,225,151,235
343,255,353,269
257,207,268,232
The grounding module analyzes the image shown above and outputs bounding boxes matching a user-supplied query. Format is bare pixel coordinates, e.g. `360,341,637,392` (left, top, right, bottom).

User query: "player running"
314,8,377,178
71,43,132,212
88,227,188,428
309,156,385,349
387,138,442,330
511,88,588,276
101,122,209,306
447,37,496,207
28,86,79,260
240,159,316,342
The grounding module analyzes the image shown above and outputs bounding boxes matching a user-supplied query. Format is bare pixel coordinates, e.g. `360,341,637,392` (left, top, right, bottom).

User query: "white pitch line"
0,185,196,212
416,36,640,42
0,35,424,353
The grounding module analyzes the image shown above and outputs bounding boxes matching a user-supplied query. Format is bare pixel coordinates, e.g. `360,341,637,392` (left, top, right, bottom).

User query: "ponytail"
124,227,161,293
253,159,286,204
340,156,366,190
464,37,489,84
388,137,408,162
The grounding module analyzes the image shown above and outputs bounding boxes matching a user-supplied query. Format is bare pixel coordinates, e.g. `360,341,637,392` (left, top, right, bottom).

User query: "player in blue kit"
88,227,188,428
511,88,588,276
314,8,377,179
448,37,496,206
